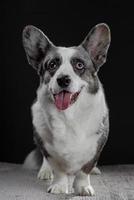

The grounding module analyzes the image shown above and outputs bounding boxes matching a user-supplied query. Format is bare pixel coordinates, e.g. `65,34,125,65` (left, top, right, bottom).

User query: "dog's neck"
63,86,107,119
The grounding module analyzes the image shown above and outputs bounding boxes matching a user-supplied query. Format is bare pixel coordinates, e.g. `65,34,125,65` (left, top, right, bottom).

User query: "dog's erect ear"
22,25,53,69
81,23,111,71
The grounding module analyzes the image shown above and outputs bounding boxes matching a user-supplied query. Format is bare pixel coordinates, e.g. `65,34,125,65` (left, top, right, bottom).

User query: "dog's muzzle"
51,75,82,111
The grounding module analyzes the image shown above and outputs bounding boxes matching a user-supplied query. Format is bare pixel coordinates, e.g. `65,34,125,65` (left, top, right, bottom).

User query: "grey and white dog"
22,23,111,196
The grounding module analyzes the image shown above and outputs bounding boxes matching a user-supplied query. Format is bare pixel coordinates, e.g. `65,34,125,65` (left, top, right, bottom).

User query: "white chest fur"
32,87,107,173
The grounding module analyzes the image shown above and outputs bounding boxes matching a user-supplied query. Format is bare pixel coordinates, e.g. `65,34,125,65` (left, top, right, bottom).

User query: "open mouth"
53,90,80,110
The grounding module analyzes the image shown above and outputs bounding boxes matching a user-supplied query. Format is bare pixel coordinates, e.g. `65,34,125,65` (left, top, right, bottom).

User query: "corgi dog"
22,23,110,196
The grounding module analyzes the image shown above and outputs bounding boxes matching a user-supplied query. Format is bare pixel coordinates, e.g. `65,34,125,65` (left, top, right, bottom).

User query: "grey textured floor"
0,163,134,200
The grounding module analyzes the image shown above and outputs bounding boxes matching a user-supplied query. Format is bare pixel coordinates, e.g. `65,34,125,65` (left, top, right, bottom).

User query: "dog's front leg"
47,158,68,194
73,171,95,196
47,161,68,194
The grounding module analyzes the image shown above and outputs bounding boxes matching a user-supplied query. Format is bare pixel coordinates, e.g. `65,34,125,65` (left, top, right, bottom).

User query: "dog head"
22,24,111,110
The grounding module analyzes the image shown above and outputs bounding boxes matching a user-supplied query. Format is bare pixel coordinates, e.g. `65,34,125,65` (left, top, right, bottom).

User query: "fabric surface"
0,163,134,200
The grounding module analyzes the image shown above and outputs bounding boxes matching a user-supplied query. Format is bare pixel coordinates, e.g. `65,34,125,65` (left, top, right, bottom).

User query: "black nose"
57,75,71,88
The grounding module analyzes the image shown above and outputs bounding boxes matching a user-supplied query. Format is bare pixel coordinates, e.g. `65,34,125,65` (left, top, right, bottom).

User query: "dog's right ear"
22,25,53,69
81,23,111,71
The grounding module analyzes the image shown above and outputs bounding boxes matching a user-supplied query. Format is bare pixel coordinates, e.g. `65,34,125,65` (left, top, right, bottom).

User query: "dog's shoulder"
31,100,47,135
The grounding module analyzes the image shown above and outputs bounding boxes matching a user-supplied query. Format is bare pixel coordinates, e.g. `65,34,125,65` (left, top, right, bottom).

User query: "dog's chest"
43,106,101,172
32,90,106,173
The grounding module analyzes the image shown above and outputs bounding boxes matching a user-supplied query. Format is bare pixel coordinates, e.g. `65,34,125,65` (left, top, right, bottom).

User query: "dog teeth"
70,94,73,100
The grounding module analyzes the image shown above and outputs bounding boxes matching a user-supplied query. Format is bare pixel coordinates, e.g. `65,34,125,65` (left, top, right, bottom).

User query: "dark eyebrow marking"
71,57,85,64
43,51,62,66
46,56,61,66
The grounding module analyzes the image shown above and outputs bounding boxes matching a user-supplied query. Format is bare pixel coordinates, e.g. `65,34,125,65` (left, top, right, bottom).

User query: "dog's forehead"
57,47,76,60
56,46,91,61
43,46,77,63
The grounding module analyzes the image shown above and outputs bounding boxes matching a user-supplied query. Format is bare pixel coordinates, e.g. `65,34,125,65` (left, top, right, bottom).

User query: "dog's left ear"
81,23,111,71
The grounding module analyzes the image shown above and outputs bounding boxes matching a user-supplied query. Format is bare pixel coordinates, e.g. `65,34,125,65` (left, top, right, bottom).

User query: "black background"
1,1,134,165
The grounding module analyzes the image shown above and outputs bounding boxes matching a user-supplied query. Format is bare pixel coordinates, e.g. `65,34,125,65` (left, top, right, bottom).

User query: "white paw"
37,168,53,180
80,185,95,196
74,184,95,196
47,183,68,194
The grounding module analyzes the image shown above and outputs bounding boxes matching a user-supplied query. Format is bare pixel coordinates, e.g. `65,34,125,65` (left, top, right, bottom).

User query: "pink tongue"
55,91,72,110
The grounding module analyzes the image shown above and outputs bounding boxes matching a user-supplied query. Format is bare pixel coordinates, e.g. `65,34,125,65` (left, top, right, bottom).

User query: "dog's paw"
74,184,95,196
37,168,53,180
47,183,68,194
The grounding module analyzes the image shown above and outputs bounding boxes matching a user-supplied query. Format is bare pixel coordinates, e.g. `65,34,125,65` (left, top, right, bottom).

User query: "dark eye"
75,62,85,70
47,57,61,72
48,60,58,71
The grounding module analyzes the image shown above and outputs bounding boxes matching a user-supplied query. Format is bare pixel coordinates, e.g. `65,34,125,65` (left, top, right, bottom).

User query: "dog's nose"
57,75,71,88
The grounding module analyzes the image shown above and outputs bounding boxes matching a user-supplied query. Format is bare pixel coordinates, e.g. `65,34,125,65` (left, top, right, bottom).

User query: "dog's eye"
48,61,57,70
71,58,85,70
75,62,85,70
71,58,86,75
47,58,60,71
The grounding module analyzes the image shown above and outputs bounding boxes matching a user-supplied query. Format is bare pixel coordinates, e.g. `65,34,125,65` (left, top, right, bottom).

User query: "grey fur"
40,46,100,94
70,46,100,94
33,129,51,159
82,23,111,71
22,25,54,69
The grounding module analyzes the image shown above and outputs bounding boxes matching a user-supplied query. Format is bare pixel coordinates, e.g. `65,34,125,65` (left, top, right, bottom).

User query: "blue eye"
71,58,85,71
75,62,85,70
